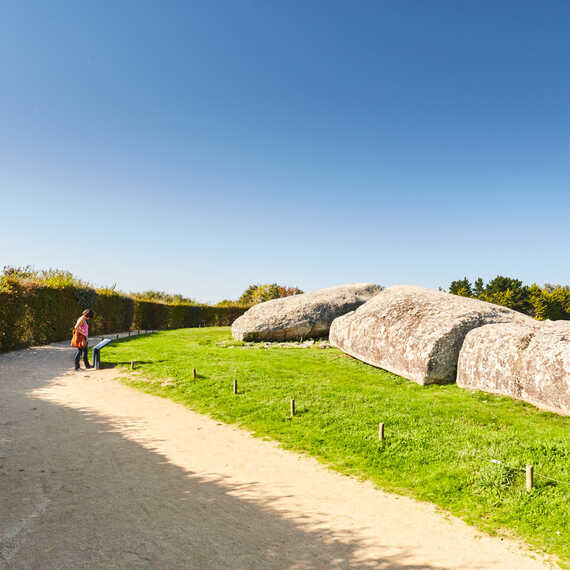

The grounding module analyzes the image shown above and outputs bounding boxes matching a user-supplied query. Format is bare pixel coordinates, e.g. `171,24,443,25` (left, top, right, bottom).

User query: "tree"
449,277,472,297
529,283,570,320
237,283,304,306
237,284,260,306
473,277,485,297
478,276,530,314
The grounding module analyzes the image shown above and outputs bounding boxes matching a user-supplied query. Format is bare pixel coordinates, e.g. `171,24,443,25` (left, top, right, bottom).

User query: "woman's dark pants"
74,344,91,369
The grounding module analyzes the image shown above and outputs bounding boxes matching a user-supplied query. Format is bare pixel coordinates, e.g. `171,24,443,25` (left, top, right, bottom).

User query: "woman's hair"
82,309,94,318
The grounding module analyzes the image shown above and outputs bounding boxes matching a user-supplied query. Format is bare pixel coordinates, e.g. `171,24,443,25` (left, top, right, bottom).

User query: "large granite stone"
329,285,532,385
231,283,381,342
457,321,570,415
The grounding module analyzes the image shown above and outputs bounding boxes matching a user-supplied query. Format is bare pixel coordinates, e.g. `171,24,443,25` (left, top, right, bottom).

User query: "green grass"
100,327,570,567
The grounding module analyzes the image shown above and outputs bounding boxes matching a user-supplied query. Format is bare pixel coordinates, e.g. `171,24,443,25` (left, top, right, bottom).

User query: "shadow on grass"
100,360,159,368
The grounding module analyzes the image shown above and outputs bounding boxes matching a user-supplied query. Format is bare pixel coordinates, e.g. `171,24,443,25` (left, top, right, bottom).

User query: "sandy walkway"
0,342,556,569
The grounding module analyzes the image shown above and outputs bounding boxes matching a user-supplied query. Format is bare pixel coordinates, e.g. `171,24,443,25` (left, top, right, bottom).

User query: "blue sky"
1,1,569,303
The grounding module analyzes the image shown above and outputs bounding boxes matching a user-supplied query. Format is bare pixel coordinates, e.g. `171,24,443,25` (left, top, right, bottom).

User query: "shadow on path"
0,344,441,569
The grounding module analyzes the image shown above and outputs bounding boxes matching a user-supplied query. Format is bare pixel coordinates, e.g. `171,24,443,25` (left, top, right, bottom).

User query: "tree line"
448,276,570,320
7,267,566,321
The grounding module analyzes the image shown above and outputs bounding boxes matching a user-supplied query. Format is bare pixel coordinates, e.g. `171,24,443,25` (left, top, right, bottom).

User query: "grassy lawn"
99,327,569,566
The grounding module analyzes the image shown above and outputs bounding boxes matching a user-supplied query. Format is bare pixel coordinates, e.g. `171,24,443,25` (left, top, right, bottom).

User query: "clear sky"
1,1,569,303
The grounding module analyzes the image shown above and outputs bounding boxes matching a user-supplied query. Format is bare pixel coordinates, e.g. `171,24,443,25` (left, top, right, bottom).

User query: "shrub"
0,284,83,351
131,290,197,305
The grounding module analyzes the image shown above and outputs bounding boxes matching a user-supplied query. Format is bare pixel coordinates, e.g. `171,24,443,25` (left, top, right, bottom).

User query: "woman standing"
72,309,94,370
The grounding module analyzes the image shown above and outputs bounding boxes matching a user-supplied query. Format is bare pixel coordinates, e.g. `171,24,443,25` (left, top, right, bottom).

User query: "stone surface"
457,321,570,415
329,285,533,385
231,284,381,342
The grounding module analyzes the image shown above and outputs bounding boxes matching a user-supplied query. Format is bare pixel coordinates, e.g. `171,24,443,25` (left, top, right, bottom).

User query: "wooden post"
130,360,135,370
233,379,238,394
379,422,385,442
526,464,533,492
193,368,197,379
290,398,295,417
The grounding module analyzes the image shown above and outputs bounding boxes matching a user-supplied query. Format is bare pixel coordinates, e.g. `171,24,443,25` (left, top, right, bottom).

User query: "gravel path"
0,341,556,569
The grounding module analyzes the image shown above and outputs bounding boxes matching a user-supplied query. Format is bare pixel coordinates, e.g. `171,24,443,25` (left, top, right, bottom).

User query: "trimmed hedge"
0,284,247,353
0,286,81,351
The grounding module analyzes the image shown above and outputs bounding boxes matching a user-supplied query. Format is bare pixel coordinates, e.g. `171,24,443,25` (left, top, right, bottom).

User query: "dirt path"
0,342,556,569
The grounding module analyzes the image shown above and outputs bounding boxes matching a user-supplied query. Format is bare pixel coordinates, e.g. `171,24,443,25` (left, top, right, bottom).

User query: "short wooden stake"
379,422,385,442
526,464,534,492
233,379,238,394
193,368,197,379
130,360,135,370
290,398,295,417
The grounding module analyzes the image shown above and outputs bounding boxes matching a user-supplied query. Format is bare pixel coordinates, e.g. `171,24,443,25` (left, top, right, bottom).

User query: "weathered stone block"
329,285,532,385
457,321,570,415
231,283,381,342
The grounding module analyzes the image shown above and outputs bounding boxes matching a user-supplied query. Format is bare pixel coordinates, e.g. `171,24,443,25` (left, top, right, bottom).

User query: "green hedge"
0,285,247,353
94,291,134,334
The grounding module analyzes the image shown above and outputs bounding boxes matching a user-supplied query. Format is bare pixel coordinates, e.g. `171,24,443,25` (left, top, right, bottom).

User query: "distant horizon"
2,1,569,301
2,263,566,306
